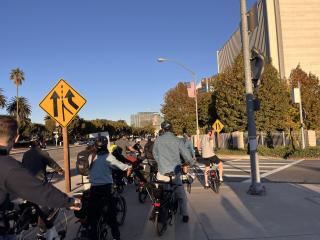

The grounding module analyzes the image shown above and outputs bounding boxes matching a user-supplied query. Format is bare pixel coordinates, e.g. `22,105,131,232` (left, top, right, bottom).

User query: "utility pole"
240,0,265,195
298,81,306,149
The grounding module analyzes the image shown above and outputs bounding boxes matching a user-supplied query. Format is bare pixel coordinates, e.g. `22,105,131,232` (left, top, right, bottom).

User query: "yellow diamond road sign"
39,79,86,128
212,119,224,133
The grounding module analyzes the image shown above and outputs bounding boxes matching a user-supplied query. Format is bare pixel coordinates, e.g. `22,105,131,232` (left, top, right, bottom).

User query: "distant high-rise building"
130,112,163,130
217,0,320,79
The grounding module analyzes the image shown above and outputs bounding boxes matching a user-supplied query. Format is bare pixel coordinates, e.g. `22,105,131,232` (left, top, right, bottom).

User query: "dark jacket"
0,154,72,209
22,146,62,182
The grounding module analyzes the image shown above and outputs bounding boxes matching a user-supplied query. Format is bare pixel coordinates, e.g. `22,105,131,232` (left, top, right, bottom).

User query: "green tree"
161,82,196,135
6,96,31,121
213,55,247,132
255,63,292,132
10,68,25,125
0,88,6,109
198,92,214,128
289,65,320,130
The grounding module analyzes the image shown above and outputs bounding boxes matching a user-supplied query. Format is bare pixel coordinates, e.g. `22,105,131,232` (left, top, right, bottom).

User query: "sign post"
63,127,71,192
39,79,86,192
212,119,224,149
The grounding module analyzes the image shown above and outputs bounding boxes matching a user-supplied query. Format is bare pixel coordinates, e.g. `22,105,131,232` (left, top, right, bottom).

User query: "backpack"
76,150,92,176
144,141,154,160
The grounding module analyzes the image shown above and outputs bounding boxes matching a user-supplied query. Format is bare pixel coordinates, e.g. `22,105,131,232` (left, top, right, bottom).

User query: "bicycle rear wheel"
97,216,113,240
50,208,68,239
154,211,167,236
115,196,127,226
138,188,148,203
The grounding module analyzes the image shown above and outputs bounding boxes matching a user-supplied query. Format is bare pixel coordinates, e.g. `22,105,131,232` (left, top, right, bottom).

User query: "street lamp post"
157,58,200,140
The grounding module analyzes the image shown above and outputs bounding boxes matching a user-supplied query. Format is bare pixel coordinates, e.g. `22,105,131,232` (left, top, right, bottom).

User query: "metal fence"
214,131,318,149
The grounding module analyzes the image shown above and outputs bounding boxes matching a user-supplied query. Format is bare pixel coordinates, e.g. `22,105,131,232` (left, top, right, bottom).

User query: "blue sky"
0,0,256,124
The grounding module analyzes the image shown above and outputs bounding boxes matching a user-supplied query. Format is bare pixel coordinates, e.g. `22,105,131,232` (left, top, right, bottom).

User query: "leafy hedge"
216,146,320,159
258,146,320,159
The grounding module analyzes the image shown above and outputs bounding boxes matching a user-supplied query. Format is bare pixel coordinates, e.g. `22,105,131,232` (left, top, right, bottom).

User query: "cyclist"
199,127,223,189
0,115,80,240
132,138,143,155
87,137,131,240
22,135,64,182
115,133,138,156
152,121,195,223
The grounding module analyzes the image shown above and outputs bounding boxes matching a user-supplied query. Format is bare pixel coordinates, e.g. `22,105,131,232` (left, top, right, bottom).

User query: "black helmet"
94,137,108,152
205,127,213,134
161,121,172,131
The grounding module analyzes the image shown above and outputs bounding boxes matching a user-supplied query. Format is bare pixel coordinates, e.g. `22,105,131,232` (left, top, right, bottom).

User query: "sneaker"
219,178,224,182
182,215,189,223
204,185,210,189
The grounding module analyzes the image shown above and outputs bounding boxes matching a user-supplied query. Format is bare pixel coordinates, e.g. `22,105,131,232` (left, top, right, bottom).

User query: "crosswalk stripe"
226,162,293,165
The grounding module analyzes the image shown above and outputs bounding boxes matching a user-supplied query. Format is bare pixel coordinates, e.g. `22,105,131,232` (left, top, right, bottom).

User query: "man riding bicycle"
22,135,64,182
152,121,195,223
199,127,223,189
22,135,65,239
86,137,131,240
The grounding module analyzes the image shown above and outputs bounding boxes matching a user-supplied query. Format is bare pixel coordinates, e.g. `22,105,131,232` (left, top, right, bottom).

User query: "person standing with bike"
22,135,64,182
0,115,81,240
152,121,195,223
87,137,131,240
199,127,224,189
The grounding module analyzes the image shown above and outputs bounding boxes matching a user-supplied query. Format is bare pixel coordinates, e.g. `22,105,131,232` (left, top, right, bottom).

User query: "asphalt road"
11,148,320,184
11,145,87,167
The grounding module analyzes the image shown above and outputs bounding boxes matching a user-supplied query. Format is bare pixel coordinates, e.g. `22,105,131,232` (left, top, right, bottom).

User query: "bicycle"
5,171,68,240
74,183,126,240
208,163,221,193
137,159,158,203
149,173,181,236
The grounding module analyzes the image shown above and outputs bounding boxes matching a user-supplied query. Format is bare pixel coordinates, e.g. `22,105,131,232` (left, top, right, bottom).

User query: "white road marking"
242,159,304,183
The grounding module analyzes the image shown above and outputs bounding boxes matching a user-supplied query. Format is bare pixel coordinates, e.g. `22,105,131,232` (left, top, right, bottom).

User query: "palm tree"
0,88,6,109
10,68,25,126
6,96,31,121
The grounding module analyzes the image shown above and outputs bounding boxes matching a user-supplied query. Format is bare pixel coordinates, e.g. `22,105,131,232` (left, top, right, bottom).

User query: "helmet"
94,137,108,152
161,121,172,131
205,127,213,134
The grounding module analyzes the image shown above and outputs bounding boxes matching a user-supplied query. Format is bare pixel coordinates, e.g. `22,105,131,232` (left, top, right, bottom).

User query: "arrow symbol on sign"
50,91,60,117
65,90,79,110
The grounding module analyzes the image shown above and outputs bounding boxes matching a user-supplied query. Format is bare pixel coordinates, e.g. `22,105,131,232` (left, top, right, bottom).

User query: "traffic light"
250,48,265,87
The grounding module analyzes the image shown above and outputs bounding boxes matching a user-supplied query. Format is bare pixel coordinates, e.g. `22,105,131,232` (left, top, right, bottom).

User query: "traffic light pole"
240,0,265,195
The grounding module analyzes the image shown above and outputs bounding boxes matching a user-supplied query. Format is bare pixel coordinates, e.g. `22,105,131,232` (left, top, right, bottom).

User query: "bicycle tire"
154,212,167,236
116,184,124,194
97,216,113,240
115,196,127,226
51,208,68,239
138,188,148,203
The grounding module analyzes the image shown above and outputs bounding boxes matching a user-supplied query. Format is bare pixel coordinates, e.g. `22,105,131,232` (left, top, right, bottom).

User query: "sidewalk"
119,181,320,240
51,174,320,239
186,182,320,240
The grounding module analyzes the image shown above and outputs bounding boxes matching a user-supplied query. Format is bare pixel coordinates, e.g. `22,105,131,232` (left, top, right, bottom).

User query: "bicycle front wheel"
115,196,127,226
